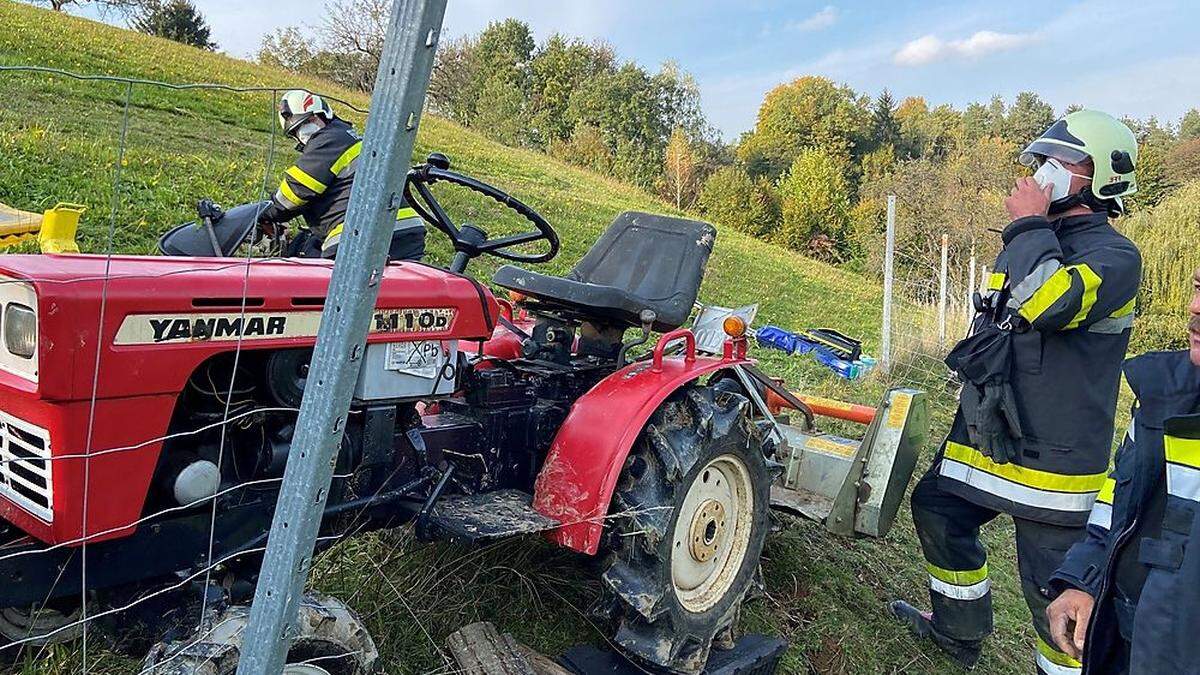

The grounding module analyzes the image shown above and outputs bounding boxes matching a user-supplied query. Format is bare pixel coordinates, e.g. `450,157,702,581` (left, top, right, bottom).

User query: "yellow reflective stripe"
1038,635,1082,668
1165,434,1200,469
1064,264,1101,329
331,141,362,176
944,442,1107,494
988,272,1006,291
1018,266,1073,322
926,562,988,586
286,166,327,194
278,179,305,207
396,206,418,221
1111,296,1136,318
326,223,344,240
1097,476,1116,505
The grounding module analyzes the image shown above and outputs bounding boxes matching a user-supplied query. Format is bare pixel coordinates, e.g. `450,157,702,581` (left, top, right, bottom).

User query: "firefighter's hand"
258,220,283,238
1047,588,1094,660
1005,177,1053,220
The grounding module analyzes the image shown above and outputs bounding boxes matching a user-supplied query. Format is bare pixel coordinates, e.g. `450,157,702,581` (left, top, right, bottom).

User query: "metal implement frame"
236,1,446,672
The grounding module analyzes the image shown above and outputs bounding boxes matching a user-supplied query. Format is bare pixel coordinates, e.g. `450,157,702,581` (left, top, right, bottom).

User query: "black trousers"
910,463,1085,673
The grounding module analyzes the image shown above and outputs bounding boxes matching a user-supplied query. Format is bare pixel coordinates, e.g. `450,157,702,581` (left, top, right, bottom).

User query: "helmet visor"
1019,139,1090,168
282,112,313,138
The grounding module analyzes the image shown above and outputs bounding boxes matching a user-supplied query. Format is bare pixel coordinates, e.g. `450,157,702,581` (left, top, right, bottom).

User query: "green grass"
0,2,1043,673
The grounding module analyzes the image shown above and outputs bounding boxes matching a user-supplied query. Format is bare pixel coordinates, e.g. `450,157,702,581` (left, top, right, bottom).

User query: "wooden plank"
446,622,539,675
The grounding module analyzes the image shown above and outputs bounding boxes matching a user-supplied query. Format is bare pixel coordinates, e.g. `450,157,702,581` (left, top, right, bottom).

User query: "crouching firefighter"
257,89,426,261
1045,270,1200,674
890,110,1143,673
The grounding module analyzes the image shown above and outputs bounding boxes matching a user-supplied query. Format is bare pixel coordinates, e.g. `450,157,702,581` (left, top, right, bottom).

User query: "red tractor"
0,156,926,673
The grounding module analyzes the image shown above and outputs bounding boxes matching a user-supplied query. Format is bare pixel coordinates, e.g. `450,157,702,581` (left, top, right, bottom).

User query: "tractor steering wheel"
404,153,560,269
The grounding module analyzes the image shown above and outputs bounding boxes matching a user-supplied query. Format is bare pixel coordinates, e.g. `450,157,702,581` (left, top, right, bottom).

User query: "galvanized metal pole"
236,1,446,672
937,233,948,346
881,195,896,372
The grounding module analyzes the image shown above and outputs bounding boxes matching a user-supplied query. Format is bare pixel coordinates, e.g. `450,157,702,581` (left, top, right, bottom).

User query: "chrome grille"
0,410,52,522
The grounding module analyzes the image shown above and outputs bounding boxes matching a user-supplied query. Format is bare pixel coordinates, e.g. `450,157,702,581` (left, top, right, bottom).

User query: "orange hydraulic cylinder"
766,389,876,425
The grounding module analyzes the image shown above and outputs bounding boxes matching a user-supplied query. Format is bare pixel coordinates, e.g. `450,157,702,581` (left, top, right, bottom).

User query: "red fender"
533,331,751,555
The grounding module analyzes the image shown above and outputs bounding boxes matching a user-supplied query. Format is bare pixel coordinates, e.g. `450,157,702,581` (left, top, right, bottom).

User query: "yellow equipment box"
0,202,84,253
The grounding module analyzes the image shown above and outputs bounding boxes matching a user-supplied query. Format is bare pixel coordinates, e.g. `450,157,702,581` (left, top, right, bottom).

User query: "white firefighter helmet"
277,90,335,138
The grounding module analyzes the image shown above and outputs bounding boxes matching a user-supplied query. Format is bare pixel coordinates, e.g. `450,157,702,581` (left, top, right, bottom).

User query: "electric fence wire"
197,86,281,635
77,78,134,675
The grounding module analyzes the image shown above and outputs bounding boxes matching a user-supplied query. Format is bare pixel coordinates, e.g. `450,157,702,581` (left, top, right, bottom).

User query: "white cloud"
787,5,838,32
894,30,1036,66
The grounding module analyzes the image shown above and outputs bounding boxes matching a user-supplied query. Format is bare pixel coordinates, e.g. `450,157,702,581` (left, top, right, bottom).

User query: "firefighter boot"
890,600,982,669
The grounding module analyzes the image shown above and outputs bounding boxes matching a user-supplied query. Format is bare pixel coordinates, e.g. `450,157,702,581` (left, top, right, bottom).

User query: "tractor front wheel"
601,386,770,673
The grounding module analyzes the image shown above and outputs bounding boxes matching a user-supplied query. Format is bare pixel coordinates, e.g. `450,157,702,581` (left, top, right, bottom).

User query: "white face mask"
295,121,321,147
1033,158,1092,203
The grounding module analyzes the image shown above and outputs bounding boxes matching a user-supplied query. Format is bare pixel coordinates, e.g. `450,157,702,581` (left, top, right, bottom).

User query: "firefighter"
1045,268,1200,673
890,110,1143,674
258,89,426,261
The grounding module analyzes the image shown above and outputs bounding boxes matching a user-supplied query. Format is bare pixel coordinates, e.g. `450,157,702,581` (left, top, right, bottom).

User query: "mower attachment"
769,388,927,538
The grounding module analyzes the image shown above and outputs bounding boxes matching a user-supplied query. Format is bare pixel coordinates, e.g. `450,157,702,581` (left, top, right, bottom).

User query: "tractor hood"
0,254,499,401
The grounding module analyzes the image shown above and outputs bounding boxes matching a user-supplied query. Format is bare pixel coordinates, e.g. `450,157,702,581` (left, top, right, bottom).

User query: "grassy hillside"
0,2,1037,673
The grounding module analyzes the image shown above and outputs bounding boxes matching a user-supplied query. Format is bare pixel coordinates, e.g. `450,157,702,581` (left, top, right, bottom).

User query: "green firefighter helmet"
1020,109,1139,201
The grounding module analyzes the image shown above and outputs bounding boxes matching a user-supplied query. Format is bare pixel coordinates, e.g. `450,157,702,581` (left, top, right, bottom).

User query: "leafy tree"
895,97,962,160
528,35,615,145
472,75,529,147
131,0,215,50
548,122,612,174
962,96,1006,142
774,148,851,260
1128,134,1176,211
662,128,699,209
1004,91,1055,145
1181,108,1200,141
736,76,868,180
428,34,482,124
870,89,901,152
320,0,389,81
258,26,372,92
698,166,778,237
1165,139,1200,186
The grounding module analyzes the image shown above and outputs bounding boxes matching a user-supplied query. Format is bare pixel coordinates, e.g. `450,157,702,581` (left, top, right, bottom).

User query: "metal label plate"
384,340,446,379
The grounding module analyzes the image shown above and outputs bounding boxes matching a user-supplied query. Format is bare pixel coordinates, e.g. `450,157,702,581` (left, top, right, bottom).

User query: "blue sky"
79,0,1199,140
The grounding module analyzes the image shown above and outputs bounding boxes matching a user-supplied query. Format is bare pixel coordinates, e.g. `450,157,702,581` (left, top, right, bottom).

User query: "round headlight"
4,303,36,359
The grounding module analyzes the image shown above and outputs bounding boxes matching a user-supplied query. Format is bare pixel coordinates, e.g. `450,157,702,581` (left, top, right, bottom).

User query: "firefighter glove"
975,381,1023,464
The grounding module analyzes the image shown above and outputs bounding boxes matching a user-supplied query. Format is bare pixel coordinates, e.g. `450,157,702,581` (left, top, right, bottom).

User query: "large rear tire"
600,386,770,673
141,592,379,675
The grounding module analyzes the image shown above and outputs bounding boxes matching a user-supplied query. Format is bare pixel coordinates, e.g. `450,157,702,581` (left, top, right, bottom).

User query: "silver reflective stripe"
1167,463,1200,501
1037,652,1082,675
939,459,1098,513
1007,259,1063,309
395,215,425,233
1087,502,1112,530
274,189,301,209
322,232,342,251
1087,313,1135,334
929,576,991,601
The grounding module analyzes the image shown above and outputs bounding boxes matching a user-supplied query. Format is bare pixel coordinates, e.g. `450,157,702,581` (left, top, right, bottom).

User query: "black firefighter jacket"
937,212,1141,527
260,118,362,245
1051,350,1200,674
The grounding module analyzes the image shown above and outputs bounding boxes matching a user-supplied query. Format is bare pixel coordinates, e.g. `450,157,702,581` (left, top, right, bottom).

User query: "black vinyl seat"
492,211,717,332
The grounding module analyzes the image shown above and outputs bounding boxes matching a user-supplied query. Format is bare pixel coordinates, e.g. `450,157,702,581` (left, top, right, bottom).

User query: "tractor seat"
492,211,716,332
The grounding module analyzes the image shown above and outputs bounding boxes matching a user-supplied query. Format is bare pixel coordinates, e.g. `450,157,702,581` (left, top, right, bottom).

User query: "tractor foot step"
560,633,787,674
422,489,559,544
